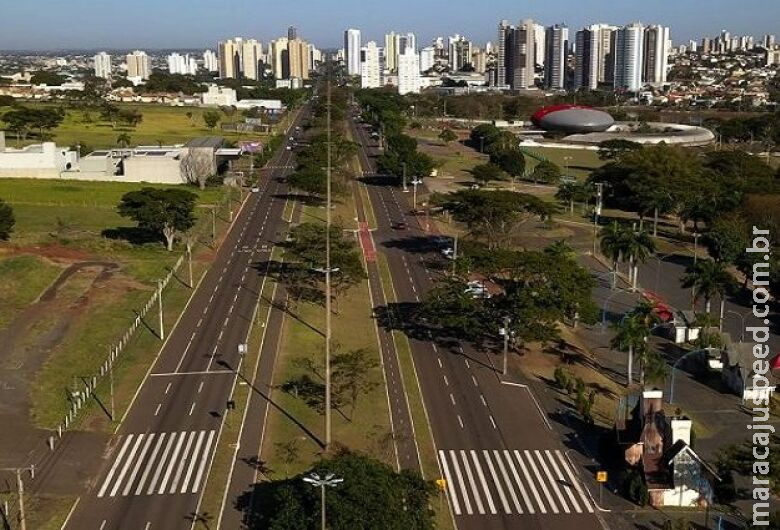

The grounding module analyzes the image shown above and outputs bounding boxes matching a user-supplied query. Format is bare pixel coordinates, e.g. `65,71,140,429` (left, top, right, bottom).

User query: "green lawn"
0,255,62,328
2,103,268,150
521,146,604,181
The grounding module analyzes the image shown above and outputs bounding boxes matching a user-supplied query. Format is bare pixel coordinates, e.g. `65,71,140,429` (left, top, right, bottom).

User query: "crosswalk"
438,449,594,516
96,431,216,498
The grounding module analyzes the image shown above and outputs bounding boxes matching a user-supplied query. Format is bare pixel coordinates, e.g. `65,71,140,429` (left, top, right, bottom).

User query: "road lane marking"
97,434,135,498
490,415,497,429
135,433,167,495
198,381,204,393
534,450,568,513
158,432,187,494
458,415,464,428
470,450,496,514
555,451,594,512
164,383,171,394
191,430,216,493
110,433,145,497
181,431,206,493
523,449,558,513
494,450,523,514
169,432,197,494
189,402,196,415
546,450,581,513
460,450,485,514
147,433,178,494
513,450,545,513
154,404,161,416
482,450,510,514
122,434,156,496
448,450,472,515
438,451,461,515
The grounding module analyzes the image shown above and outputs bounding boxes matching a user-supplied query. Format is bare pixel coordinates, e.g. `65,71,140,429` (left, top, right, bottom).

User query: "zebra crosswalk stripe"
95,431,216,498
438,449,594,517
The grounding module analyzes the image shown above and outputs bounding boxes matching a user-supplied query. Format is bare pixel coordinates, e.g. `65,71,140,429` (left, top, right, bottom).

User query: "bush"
553,366,569,390
621,468,649,506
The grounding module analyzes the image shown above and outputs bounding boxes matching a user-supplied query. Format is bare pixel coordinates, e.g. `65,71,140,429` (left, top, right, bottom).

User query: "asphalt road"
63,108,308,530
349,116,606,530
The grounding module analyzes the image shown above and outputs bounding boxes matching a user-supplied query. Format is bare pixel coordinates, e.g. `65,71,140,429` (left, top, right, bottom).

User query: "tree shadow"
101,226,161,246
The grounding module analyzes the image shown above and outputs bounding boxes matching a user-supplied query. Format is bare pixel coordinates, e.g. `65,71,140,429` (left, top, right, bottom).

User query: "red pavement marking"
358,221,376,263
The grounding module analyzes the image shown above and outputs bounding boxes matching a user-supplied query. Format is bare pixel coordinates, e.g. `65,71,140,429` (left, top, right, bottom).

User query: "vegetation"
0,198,14,240
240,452,434,530
470,163,507,186
117,187,198,250
530,160,562,184
1,105,65,140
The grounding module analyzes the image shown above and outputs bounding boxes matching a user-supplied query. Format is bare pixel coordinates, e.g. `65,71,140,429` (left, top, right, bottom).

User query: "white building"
420,46,436,73
167,53,197,75
644,25,670,85
615,23,645,92
241,39,263,80
574,24,617,90
385,31,399,71
217,37,263,80
0,133,79,179
126,50,151,80
201,84,237,107
344,28,362,76
397,47,421,95
534,24,546,67
360,41,382,88
203,50,219,72
448,35,472,72
544,24,569,89
93,52,112,79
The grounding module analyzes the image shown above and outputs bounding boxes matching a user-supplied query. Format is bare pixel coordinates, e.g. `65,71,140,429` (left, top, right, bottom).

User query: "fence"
54,254,185,441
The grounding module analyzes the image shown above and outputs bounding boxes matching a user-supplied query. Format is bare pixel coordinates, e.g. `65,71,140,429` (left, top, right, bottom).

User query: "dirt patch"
0,242,94,264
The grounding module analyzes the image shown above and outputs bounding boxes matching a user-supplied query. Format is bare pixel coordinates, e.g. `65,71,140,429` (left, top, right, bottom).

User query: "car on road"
391,221,408,230
286,146,292,151
251,187,260,193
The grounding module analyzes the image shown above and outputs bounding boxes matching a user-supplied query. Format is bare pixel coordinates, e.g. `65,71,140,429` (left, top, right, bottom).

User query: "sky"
1,0,778,51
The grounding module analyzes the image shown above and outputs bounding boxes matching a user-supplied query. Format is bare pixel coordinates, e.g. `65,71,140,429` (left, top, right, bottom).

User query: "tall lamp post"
500,316,512,376
325,76,333,451
303,473,344,530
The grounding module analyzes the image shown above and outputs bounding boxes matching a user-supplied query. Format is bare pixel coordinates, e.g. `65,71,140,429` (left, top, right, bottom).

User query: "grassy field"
522,146,603,181
1,103,268,150
0,255,61,328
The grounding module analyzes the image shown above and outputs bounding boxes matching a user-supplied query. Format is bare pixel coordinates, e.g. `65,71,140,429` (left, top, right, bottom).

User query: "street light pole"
501,316,511,376
1,466,34,530
324,76,333,451
402,162,408,192
303,473,344,530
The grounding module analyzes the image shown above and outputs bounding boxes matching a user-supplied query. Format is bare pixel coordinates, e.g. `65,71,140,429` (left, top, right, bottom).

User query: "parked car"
442,247,455,259
251,186,260,193
391,221,408,230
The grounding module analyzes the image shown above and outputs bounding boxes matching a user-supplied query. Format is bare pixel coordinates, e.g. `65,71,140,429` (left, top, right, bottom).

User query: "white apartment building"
167,53,197,75
93,52,112,79
345,28,362,76
420,46,436,73
203,50,219,72
126,50,151,80
534,24,546,67
360,41,382,88
544,24,569,89
201,84,237,106
217,37,263,80
644,25,670,85
397,47,421,95
574,24,617,90
615,22,645,92
448,35,472,72
385,32,399,71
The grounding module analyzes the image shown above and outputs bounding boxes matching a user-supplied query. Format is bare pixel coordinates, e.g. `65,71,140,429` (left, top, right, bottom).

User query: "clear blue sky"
1,0,778,51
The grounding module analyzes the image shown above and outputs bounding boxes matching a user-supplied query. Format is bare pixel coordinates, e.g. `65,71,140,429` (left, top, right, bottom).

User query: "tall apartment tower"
218,38,240,78
385,32,399,72
643,25,670,85
495,20,512,87
534,24,546,67
544,24,569,89
614,23,645,92
574,24,617,90
397,47,421,95
271,38,290,79
360,41,382,88
448,35,473,72
344,28,362,76
288,38,311,80
241,39,263,80
510,19,537,89
288,26,298,41
94,52,112,79
126,50,151,80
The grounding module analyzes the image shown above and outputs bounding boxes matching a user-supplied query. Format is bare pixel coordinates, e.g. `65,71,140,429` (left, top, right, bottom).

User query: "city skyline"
1,0,779,50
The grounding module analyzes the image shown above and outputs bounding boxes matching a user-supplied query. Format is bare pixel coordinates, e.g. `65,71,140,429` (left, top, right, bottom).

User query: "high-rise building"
764,34,776,49
510,19,537,89
203,50,218,72
471,48,487,74
701,38,712,54
241,39,263,80
360,41,382,88
495,20,512,87
218,39,239,78
288,38,311,80
397,47,421,95
93,52,112,79
574,24,617,90
217,37,263,79
126,50,151,80
534,24,546,67
544,24,568,89
271,38,290,80
385,31,399,72
643,25,670,85
420,46,436,73
344,28,362,76
448,35,472,72
614,23,645,92
399,33,417,54
288,26,298,41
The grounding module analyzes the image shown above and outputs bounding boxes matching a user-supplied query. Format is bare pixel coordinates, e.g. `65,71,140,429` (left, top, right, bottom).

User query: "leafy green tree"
599,221,627,289
491,148,525,179
622,228,656,291
116,132,132,148
555,183,577,213
611,313,648,386
118,108,143,128
436,190,552,249
332,348,378,417
0,198,15,240
287,168,327,198
241,452,435,530
202,110,221,130
1,106,64,140
470,163,507,185
439,128,458,144
531,160,562,184
703,214,750,265
117,188,198,250
469,123,502,151
30,70,66,86
597,139,642,160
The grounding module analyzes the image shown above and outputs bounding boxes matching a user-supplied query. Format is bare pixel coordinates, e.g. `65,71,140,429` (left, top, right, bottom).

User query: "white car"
251,187,260,193
464,281,491,299
442,248,455,260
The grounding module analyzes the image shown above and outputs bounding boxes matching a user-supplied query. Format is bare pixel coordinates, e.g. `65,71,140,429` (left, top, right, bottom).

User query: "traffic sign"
596,471,608,483
435,479,447,491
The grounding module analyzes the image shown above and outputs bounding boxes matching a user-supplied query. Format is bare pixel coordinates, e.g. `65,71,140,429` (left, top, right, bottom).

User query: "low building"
721,341,777,402
234,99,284,113
0,132,79,179
201,85,237,107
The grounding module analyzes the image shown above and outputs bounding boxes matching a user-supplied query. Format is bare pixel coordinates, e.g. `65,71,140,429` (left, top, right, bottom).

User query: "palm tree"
680,260,733,327
600,221,626,289
555,183,576,213
116,132,132,148
622,228,656,291
611,313,648,386
544,240,576,261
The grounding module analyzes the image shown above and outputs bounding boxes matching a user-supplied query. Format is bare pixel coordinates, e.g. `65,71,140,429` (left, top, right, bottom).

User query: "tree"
116,133,132,148
439,128,458,144
597,139,642,161
470,163,507,185
555,183,577,213
118,108,143,128
241,452,435,530
600,221,626,289
622,228,656,291
492,148,525,179
117,188,198,250
274,439,300,478
1,106,64,141
0,198,15,240
332,348,378,417
703,214,750,265
30,70,66,86
611,314,648,386
681,260,734,324
180,150,214,190
531,160,562,184
203,110,221,130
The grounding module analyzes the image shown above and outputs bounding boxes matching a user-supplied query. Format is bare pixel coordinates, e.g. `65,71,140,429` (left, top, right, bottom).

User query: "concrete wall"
124,156,186,184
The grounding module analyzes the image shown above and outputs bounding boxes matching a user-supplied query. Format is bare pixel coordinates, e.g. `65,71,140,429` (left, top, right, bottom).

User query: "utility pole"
402,162,408,192
325,75,333,451
501,316,511,376
1,466,34,530
157,279,164,341
109,349,115,421
211,208,216,242
187,243,194,288
452,233,458,275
